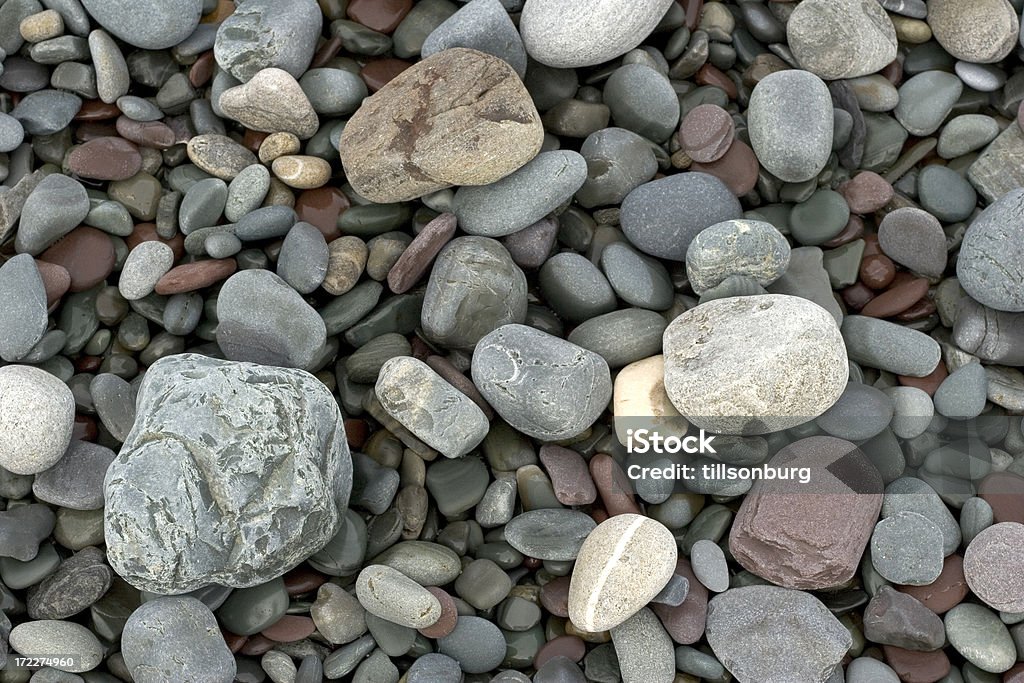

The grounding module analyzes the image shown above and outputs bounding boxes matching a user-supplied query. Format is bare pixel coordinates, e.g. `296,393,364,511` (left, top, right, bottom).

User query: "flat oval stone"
519,0,674,68
576,127,658,208
10,90,81,136
277,222,329,295
748,70,833,183
894,71,963,137
369,541,461,586
678,104,734,163
118,241,175,301
66,137,141,181
340,48,543,203
453,150,587,237
686,219,790,295
505,510,597,561
539,252,617,323
599,242,674,311
0,254,48,362
786,0,897,80
568,513,677,632
917,164,976,223
155,259,237,296
610,608,675,683
730,436,883,590
958,187,1024,312
26,546,113,619
32,440,115,511
122,597,235,681
963,522,1024,613
944,603,1016,674
937,115,1000,159
664,294,848,435
603,63,680,142
38,227,116,293
871,511,945,585
841,315,940,377
186,134,259,181
472,324,612,441
355,564,441,629
0,365,74,475
216,270,326,369
816,382,894,441
81,0,202,50
620,172,742,261
220,68,319,139
15,173,90,256
421,0,527,77
9,620,103,673
566,308,666,369
878,207,947,278
437,616,506,674
421,236,527,350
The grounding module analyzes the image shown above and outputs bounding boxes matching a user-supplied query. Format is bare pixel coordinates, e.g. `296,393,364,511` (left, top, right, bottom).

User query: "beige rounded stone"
220,68,319,139
891,16,932,44
928,0,1019,64
20,10,64,43
323,236,368,296
612,355,688,446
258,132,301,164
272,155,331,189
263,178,296,208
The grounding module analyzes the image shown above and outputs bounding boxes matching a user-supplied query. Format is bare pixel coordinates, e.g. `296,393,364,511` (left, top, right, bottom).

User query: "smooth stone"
767,246,843,323
957,187,1024,312
10,89,81,136
393,0,459,58
603,63,680,142
178,178,228,236
576,127,658,209
8,620,103,673
437,616,505,674
186,134,259,181
934,362,987,419
599,242,673,311
339,48,542,203
118,242,174,302
311,583,366,645
375,356,488,458
664,294,848,435
871,511,945,585
748,69,833,183
355,565,440,630
504,509,596,561
104,354,351,593
0,112,24,153
841,316,940,377
220,68,319,139
216,579,288,636
690,540,729,593
566,308,666,369
847,75,900,112
963,522,1024,613
786,0,897,80
945,603,1016,673
369,541,461,586
90,373,136,442
519,0,674,68
296,68,366,119
885,386,934,439
453,150,586,237
686,219,790,295
706,586,851,683
65,137,141,181
80,0,200,49
277,222,328,295
568,513,677,632
32,441,114,510
406,653,462,683
539,252,617,323
454,558,511,610
895,71,963,137
620,172,742,261
884,476,962,556
790,189,851,247
609,607,675,683
917,165,977,223
928,0,1019,63
216,270,326,369
0,254,47,361
0,365,74,475
122,597,235,681
421,236,527,349
422,0,526,76
678,104,734,163
26,546,112,620
424,455,489,516
938,115,1000,159
817,382,894,441
15,173,89,256
472,324,612,441
878,207,948,278
214,0,320,81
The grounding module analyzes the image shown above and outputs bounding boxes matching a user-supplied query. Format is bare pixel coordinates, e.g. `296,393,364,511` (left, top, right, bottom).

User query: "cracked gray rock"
104,354,351,593
957,187,1024,313
214,0,322,82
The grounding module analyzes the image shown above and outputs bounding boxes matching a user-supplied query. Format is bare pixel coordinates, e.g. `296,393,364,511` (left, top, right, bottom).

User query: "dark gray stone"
9,89,81,136
278,222,329,295
422,0,527,77
437,616,506,674
214,0,322,82
576,127,658,209
14,173,90,255
841,315,940,378
26,546,113,620
539,252,616,323
504,509,596,560
33,440,116,511
599,241,674,311
603,64,680,142
0,254,47,362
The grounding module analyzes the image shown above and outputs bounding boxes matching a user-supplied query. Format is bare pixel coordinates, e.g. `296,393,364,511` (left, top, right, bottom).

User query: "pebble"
406,653,462,682
66,137,142,181
219,68,320,139
312,583,366,645
118,241,174,302
620,172,742,261
340,48,542,203
104,354,350,593
272,155,331,189
927,0,1019,63
27,546,112,620
323,236,368,296
817,382,894,440
599,242,673,311
0,365,74,475
878,207,948,278
0,254,47,362
421,0,526,77
664,294,848,435
576,127,658,208
504,509,596,561
214,0,321,81
957,187,1024,312
686,219,790,295
748,69,834,183
437,616,506,674
568,513,676,632
944,603,1016,673
32,441,114,511
678,104,734,163
8,620,103,673
690,540,729,593
705,586,851,683
864,585,945,651
937,115,1000,159
917,164,977,223
894,70,963,137
519,0,674,68
15,174,90,256
277,222,329,294
963,522,1024,613
356,564,440,629
934,362,987,419
841,315,940,377
472,324,612,441
566,308,666,368
0,504,56,562
454,558,511,610
122,597,235,682
603,63,680,142
0,112,24,153
216,269,326,369
786,0,897,80
871,510,945,585
883,476,962,556
609,607,675,683
90,373,136,442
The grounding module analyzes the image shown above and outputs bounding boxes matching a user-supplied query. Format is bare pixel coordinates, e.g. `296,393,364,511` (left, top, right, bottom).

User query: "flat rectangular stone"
968,123,1024,203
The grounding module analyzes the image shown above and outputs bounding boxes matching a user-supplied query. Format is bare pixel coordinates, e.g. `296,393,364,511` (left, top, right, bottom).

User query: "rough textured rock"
686,219,791,295
729,436,884,590
104,354,352,593
927,0,1019,64
472,324,612,441
957,187,1024,313
663,294,849,435
339,48,543,203
214,0,322,82
786,0,898,80
218,68,320,139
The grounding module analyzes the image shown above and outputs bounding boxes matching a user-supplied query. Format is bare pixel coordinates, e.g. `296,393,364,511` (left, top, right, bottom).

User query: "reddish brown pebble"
360,58,413,92
125,222,185,261
652,558,707,645
590,453,641,516
261,615,316,643
500,216,558,270
410,335,433,361
419,587,458,639
979,472,1024,524
678,104,734,163
896,554,969,614
387,212,457,293
895,297,937,321
75,122,119,142
344,419,369,449
1005,663,1024,683
39,227,116,292
311,35,344,70
188,51,216,88
242,129,268,154
591,508,609,524
72,415,98,442
842,282,875,311
534,636,586,669
294,187,349,242
115,117,176,149
882,645,950,683
221,630,247,654
283,566,328,597
695,63,737,99
690,139,758,196
682,0,704,30
75,356,102,373
861,277,930,318
154,259,237,295
35,261,70,308
881,59,902,85
424,354,495,420
74,101,121,120
860,253,897,290
522,557,542,570
540,576,571,618
347,0,411,33
539,444,597,506
239,634,275,656
66,137,142,181
838,171,895,214
822,215,865,248
898,361,948,396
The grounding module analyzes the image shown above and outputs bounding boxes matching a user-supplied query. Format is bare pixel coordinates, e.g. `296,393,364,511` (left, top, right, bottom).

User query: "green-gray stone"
89,578,141,641
823,239,866,288
425,456,489,517
945,603,1016,674
320,280,383,337
566,308,665,369
309,509,367,577
59,284,102,354
344,292,423,348
369,541,461,586
501,624,545,669
337,203,412,237
364,612,415,657
790,189,851,246
496,596,542,632
0,543,61,590
215,577,289,636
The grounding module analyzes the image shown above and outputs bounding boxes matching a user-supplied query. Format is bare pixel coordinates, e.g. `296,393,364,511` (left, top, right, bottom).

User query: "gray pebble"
953,298,1024,365
566,308,666,368
118,241,174,301
162,292,204,336
957,187,1024,312
871,511,944,585
299,68,368,116
14,173,89,255
603,63,680,142
437,615,506,674
917,165,977,223
179,177,227,235
355,565,440,629
883,476,962,556
609,607,676,683
817,382,894,441
277,222,329,295
878,207,948,278
690,539,729,593
422,0,527,77
32,441,115,511
539,252,617,323
841,315,940,378
504,509,596,561
884,386,934,439
938,115,1000,159
0,112,24,153
786,0,897,80
10,89,81,136
8,620,102,674
87,29,128,104
934,362,988,419
90,373,136,442
224,164,271,222
945,603,1017,674
81,0,201,49
686,219,791,295
960,496,994,545
846,657,901,683
0,254,47,362
894,70,963,136
407,653,462,683
115,95,163,122
599,241,674,310
122,597,235,682
576,127,658,209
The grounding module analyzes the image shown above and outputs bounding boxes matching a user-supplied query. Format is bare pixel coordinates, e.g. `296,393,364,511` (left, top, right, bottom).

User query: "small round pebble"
0,365,75,475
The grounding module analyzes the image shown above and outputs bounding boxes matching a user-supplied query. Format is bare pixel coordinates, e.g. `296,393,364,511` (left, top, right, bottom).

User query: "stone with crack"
104,353,352,593
339,48,543,203
213,0,322,82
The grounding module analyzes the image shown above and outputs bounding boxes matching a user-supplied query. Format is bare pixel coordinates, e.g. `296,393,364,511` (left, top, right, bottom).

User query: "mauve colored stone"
882,645,950,683
418,586,457,639
898,361,948,397
283,566,327,596
860,253,897,290
66,137,142,181
590,453,640,516
347,0,412,33
534,635,585,669
729,436,883,590
860,277,930,318
539,445,597,506
963,522,1024,613
678,104,734,163
262,615,316,643
35,261,71,308
154,259,237,295
839,171,894,214
690,140,759,196
387,212,457,294
115,117,177,149
39,227,116,292
896,554,968,615
294,187,348,242
652,558,707,645
978,471,1024,524
540,576,570,618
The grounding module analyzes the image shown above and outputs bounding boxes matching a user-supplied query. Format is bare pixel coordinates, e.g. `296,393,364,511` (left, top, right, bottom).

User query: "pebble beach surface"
1,0,1024,682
